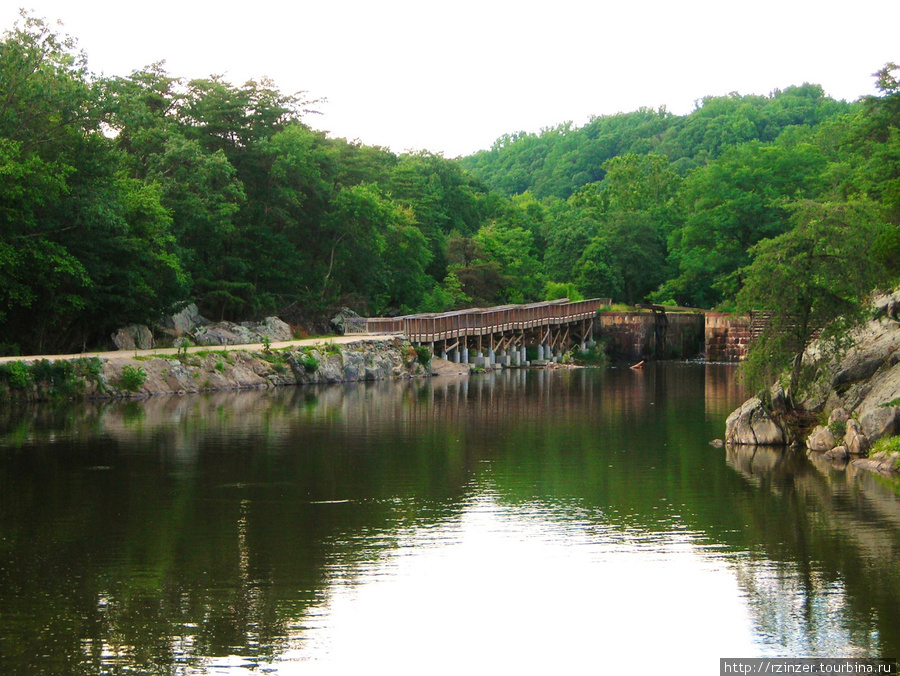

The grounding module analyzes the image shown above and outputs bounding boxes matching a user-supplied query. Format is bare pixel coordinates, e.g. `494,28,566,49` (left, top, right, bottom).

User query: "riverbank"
0,338,442,401
725,288,900,474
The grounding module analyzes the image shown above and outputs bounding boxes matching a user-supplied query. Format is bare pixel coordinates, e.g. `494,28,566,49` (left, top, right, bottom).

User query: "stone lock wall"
705,313,751,362
597,311,755,362
597,312,704,361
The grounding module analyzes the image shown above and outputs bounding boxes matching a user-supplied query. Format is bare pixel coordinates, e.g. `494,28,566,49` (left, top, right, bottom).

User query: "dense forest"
1,13,899,356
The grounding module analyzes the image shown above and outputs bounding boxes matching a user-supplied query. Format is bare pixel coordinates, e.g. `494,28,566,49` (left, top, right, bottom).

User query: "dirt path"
0,333,404,364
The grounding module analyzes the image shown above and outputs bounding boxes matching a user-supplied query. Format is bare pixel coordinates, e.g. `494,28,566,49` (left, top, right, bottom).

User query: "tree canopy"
1,13,898,357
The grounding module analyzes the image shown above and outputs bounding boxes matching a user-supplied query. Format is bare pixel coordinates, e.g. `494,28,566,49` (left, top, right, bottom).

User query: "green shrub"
829,419,847,441
301,355,319,373
0,361,32,389
573,344,607,366
73,357,103,378
414,344,432,366
215,361,225,372
119,364,147,392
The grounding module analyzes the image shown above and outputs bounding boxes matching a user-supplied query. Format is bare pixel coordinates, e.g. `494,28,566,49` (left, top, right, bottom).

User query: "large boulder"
330,308,363,335
190,316,292,346
844,418,870,456
158,303,207,337
725,396,789,446
111,324,153,351
807,425,836,452
251,317,293,342
860,406,900,442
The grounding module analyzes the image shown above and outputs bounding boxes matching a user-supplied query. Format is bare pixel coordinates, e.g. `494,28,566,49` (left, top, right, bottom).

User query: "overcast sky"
3,1,896,157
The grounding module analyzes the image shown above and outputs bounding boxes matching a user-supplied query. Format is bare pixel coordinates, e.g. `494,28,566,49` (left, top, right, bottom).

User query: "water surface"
1,364,898,675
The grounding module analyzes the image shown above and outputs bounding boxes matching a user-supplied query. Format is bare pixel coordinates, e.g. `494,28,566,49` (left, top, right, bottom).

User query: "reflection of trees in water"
723,443,900,656
2,366,899,672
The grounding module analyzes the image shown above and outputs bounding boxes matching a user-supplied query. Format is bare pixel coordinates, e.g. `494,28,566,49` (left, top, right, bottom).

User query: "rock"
247,316,292,342
872,290,900,321
831,318,900,390
725,397,788,446
807,425,837,452
852,454,900,473
159,303,207,337
709,439,725,448
330,308,363,335
828,408,850,424
191,316,291,346
111,324,153,351
854,362,900,425
769,381,788,414
860,406,900,442
844,418,870,456
823,445,850,460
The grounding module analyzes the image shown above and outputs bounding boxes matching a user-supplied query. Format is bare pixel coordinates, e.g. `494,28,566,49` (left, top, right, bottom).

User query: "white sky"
3,1,897,157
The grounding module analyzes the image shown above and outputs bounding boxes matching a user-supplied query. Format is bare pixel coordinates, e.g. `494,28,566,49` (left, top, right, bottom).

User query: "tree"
737,200,888,404
662,139,827,307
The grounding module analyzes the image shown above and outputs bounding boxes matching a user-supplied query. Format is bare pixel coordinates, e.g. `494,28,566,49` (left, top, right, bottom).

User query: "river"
1,363,899,675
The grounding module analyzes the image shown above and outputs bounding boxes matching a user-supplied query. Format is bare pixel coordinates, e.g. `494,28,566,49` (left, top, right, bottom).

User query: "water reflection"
1,365,899,675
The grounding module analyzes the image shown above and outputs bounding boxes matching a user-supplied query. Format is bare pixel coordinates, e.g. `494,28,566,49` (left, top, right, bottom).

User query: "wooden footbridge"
346,298,609,365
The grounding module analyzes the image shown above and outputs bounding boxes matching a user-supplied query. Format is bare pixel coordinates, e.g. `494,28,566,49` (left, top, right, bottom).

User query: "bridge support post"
488,348,495,366
461,346,469,364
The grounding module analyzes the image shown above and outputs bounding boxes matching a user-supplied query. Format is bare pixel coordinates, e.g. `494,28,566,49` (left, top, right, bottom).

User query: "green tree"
737,200,888,403
661,138,827,307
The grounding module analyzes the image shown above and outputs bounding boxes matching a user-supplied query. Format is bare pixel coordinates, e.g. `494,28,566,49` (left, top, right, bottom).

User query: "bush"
119,364,147,392
573,344,607,366
0,361,32,389
414,344,432,366
828,419,847,441
301,355,319,373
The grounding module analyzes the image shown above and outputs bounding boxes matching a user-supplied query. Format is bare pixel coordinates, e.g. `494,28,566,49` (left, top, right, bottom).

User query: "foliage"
828,419,847,441
872,434,900,456
414,344,432,366
118,364,147,392
737,200,889,400
300,354,319,373
0,360,32,389
572,344,607,365
544,282,584,302
1,12,898,357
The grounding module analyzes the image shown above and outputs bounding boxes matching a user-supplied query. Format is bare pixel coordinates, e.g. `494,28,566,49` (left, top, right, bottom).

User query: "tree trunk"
786,351,803,410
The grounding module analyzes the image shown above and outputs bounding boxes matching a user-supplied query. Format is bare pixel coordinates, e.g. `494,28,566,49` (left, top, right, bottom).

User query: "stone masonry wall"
705,313,751,362
597,312,704,361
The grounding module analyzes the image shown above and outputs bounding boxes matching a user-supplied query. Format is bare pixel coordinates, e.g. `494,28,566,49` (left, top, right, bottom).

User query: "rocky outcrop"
112,324,154,351
806,425,836,451
189,316,293,346
330,308,364,335
95,340,427,398
0,340,433,402
158,303,207,337
727,288,900,474
725,395,790,446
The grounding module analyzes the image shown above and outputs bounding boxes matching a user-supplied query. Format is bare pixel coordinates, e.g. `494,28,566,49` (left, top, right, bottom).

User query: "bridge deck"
346,298,609,343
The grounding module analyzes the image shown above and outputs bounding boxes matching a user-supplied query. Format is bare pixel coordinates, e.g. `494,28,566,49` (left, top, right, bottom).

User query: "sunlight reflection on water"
271,483,760,675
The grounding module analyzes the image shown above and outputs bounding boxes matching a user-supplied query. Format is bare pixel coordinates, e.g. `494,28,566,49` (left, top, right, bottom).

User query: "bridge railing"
346,298,610,341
